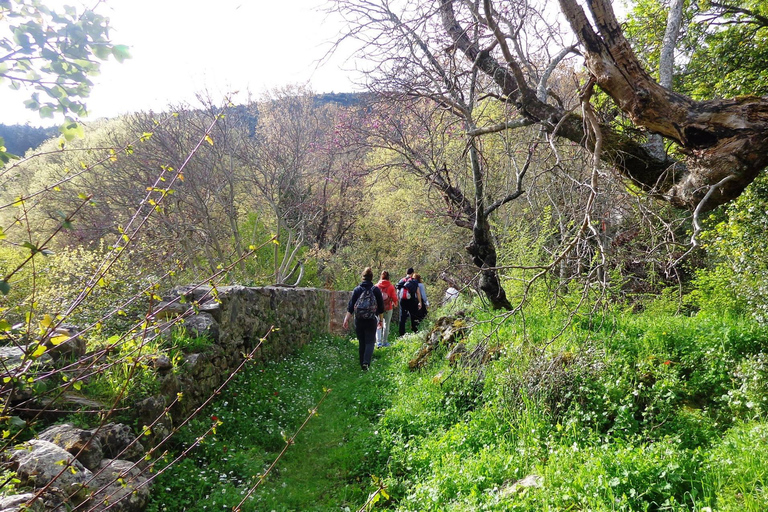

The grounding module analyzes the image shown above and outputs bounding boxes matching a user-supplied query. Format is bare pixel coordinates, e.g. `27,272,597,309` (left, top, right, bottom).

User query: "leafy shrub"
0,242,158,336
701,421,768,511
164,326,214,354
725,353,768,421
85,334,163,405
528,437,703,511
694,173,768,323
501,347,605,423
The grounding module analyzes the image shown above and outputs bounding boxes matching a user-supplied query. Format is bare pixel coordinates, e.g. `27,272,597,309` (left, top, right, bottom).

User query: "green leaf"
59,121,84,141
111,45,131,63
50,335,69,346
21,242,38,253
92,45,111,60
30,344,47,358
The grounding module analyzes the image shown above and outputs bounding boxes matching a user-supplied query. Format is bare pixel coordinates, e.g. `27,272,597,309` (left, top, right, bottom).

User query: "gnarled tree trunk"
439,0,768,213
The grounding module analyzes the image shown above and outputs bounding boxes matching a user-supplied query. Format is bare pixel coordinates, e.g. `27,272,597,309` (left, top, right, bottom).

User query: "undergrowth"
144,297,768,511
146,334,393,512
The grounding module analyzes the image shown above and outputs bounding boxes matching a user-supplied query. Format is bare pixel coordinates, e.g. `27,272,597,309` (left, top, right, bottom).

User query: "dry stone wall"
140,285,352,443
0,286,354,512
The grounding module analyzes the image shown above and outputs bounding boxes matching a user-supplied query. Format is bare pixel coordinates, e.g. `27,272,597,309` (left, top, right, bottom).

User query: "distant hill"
314,92,366,108
0,93,366,157
0,124,58,157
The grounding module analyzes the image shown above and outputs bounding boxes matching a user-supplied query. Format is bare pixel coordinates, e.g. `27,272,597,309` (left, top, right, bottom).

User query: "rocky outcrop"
1,423,146,512
409,313,470,370
38,424,104,471
0,493,45,512
0,285,352,512
87,459,151,512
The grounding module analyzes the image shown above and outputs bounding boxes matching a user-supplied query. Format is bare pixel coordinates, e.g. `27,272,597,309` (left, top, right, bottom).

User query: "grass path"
147,334,400,512
253,336,395,511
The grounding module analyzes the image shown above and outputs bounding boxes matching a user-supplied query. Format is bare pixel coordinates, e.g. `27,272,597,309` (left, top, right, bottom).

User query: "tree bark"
558,0,768,211
440,0,768,213
467,137,512,310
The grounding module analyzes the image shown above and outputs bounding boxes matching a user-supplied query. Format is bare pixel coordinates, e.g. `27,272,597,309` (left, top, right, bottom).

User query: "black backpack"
354,286,378,321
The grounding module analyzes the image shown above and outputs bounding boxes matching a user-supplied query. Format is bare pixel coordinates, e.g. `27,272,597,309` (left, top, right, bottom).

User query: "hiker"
413,273,429,323
444,286,460,303
375,270,398,348
343,267,384,371
397,267,423,336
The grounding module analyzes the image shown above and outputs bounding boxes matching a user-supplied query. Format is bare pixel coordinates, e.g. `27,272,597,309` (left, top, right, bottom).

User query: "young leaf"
50,335,69,346
30,344,47,358
111,45,131,63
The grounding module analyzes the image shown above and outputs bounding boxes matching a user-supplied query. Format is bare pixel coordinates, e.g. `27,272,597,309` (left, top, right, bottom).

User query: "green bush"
701,421,768,511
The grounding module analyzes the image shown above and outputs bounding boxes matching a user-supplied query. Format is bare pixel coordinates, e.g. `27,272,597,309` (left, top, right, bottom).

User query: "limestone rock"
0,493,44,512
38,423,103,470
151,300,188,320
86,459,151,512
94,424,145,462
182,313,219,342
6,440,92,498
150,354,172,372
447,342,467,365
0,346,53,373
43,325,86,361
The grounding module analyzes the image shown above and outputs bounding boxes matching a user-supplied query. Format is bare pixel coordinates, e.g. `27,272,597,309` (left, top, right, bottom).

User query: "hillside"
0,123,58,157
145,298,768,511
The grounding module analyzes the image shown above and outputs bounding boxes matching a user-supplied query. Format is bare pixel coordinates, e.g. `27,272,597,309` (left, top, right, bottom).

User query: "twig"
233,387,332,511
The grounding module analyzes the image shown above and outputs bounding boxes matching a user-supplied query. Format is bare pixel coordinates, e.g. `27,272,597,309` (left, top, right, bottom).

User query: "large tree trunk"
440,0,768,213
466,218,512,310
467,136,513,310
558,0,768,212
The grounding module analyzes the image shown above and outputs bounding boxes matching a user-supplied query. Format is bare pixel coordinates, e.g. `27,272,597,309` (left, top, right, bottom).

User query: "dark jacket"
397,276,420,302
347,280,385,316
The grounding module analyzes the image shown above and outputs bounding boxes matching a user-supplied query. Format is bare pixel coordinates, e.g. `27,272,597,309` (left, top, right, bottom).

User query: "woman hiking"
343,267,384,370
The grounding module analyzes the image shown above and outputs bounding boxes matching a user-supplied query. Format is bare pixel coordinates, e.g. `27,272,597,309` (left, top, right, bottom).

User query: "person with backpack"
375,270,398,348
396,267,423,336
343,267,384,371
413,273,429,323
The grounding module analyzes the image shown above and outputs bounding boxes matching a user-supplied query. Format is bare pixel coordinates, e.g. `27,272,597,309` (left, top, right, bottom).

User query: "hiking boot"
361,364,369,371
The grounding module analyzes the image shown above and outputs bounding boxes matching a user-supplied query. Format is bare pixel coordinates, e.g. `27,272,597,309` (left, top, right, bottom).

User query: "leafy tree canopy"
625,0,768,99
0,0,128,161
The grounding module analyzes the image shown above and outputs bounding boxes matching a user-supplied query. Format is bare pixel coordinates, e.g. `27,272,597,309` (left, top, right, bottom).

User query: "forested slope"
2,0,768,509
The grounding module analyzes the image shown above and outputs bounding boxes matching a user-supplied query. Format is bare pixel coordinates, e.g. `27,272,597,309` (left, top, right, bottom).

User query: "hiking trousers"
398,299,420,336
377,308,394,345
355,317,377,368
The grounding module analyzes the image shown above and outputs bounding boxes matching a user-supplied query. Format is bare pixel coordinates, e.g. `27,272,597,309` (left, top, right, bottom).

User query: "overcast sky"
1,0,362,126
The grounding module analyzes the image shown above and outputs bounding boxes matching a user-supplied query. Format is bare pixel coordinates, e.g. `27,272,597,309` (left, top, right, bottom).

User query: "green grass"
146,302,768,511
146,333,397,512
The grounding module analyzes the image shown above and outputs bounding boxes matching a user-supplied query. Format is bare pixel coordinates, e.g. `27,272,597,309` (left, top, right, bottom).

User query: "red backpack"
377,282,395,310
398,277,417,301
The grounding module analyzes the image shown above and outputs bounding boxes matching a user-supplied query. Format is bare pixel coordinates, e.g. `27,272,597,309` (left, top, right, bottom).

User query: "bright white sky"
1,0,361,126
